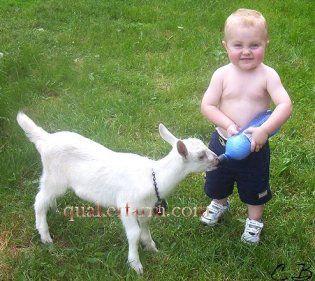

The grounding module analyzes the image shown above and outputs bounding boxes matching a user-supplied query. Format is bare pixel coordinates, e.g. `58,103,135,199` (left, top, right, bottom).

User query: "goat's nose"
208,151,219,166
206,155,219,172
212,155,219,166
215,157,220,166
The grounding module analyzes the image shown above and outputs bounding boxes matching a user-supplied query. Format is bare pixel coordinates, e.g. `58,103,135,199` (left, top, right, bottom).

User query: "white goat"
17,112,218,274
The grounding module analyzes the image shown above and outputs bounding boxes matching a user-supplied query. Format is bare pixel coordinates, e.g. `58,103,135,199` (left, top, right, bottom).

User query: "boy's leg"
247,204,264,221
204,130,234,202
236,143,271,244
214,198,229,205
202,131,234,226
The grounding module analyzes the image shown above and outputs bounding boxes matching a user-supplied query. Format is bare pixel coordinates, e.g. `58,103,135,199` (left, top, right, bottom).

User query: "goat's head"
159,124,218,172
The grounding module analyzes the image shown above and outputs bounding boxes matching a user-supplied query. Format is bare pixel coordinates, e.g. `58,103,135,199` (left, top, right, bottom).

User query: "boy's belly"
219,103,269,138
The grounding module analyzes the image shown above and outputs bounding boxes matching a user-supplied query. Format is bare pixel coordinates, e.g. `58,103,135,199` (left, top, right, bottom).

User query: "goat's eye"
198,154,206,160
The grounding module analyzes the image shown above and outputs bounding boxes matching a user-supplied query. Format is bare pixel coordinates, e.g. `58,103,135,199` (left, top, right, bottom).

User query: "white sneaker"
201,200,229,226
241,218,264,244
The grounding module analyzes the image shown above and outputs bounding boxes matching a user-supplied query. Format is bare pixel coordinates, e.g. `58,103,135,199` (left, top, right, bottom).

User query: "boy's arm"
201,69,239,136
246,68,292,152
260,69,292,135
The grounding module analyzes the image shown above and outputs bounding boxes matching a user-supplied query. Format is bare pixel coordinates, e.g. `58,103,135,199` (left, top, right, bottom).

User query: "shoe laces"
245,219,263,236
208,201,229,214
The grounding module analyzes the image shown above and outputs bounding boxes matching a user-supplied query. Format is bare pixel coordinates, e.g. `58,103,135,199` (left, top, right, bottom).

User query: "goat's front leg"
120,215,143,274
138,216,158,252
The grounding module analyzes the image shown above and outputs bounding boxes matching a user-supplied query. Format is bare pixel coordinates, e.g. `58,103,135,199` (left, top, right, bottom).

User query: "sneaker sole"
200,216,220,226
241,236,260,245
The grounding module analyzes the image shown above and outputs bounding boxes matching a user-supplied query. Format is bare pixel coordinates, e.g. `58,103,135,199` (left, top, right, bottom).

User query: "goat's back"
17,113,155,207
40,134,154,207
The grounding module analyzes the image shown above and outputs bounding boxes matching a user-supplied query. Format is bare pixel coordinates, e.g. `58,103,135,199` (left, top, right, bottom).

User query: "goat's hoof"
129,260,143,275
143,244,158,252
43,242,54,251
40,235,53,244
142,240,158,252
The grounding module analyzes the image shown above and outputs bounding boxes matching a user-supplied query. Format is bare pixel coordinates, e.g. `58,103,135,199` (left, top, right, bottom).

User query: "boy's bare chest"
222,75,267,101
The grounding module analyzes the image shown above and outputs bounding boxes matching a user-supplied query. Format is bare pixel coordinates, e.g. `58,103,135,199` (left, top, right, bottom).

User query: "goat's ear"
159,123,178,146
177,140,188,159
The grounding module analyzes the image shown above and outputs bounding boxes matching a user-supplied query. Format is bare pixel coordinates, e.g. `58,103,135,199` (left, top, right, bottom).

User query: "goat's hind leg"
49,198,58,212
34,177,65,244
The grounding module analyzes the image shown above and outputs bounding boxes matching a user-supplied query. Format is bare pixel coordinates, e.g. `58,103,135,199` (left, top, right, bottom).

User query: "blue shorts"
204,130,272,205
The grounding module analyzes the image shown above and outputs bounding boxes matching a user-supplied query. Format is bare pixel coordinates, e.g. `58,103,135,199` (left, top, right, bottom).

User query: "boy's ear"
222,40,227,49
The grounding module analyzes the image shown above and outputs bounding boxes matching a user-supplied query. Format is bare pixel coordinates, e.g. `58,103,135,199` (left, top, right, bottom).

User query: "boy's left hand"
245,127,269,152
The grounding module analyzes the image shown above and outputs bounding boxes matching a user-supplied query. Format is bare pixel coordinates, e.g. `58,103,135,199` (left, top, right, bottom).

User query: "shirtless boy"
200,8,292,244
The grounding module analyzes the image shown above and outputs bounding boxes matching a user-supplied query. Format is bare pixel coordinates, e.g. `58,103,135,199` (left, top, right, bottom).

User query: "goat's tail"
17,112,50,146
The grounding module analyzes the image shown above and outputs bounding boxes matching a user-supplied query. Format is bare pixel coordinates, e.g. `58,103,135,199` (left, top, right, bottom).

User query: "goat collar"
152,169,168,215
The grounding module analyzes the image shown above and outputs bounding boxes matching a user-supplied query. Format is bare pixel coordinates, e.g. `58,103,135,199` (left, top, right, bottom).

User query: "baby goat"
17,112,218,274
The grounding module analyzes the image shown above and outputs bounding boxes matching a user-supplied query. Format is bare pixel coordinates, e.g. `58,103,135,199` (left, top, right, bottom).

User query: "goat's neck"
152,151,189,198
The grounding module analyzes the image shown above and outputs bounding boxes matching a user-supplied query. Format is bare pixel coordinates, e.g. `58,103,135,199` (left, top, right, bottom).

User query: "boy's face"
223,25,268,71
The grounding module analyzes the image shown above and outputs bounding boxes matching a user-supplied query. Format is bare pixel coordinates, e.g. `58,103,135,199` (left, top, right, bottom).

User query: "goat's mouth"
206,155,219,171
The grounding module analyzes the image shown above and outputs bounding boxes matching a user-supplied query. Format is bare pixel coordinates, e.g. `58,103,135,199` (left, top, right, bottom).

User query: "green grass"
1,0,314,280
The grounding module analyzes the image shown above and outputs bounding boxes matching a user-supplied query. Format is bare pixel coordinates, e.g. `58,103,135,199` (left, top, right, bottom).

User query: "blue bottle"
218,110,279,163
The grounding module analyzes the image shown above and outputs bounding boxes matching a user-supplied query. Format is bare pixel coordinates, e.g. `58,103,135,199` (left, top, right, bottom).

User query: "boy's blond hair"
224,8,268,41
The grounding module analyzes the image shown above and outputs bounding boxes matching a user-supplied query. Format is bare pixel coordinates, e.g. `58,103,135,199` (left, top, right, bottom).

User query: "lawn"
0,0,314,280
